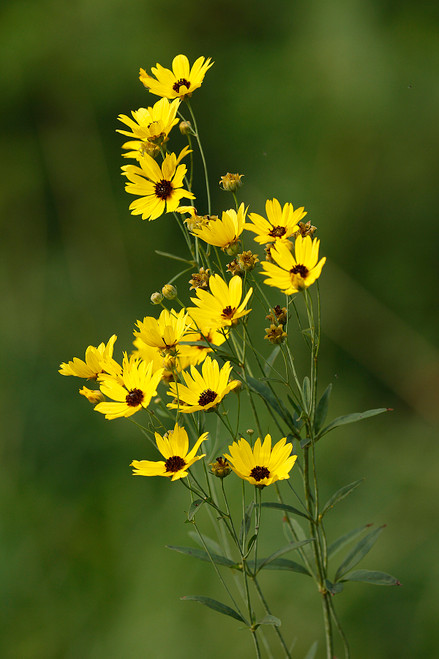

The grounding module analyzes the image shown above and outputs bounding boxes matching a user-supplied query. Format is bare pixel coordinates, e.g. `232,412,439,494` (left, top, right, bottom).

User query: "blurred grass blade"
317,408,389,440
264,346,281,375
304,640,318,659
314,383,332,433
327,524,373,559
181,596,247,623
261,500,310,520
320,479,364,518
340,569,401,586
335,526,385,582
166,545,239,569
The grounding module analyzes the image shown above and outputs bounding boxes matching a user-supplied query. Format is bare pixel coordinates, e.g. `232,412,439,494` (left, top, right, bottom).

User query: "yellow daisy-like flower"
59,335,120,380
245,198,306,245
167,356,239,413
139,54,213,100
177,312,228,368
190,203,247,253
95,354,164,420
224,435,297,487
117,98,181,159
188,274,252,328
122,146,195,221
134,308,189,355
131,423,207,481
261,235,326,295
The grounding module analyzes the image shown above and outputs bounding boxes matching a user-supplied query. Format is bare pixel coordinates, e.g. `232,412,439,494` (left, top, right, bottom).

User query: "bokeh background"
2,0,439,657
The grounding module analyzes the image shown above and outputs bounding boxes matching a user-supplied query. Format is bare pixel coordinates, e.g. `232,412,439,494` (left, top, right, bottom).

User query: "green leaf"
324,579,344,595
314,384,332,434
187,531,223,556
247,376,296,430
335,526,385,582
247,533,257,553
317,408,389,440
320,479,364,518
300,437,311,448
181,596,247,624
239,501,254,547
341,569,401,586
155,250,194,264
166,545,240,569
264,346,281,376
187,499,205,521
327,524,373,559
304,640,318,659
288,518,317,578
249,557,310,576
261,501,310,521
256,615,281,628
256,540,314,573
302,376,311,413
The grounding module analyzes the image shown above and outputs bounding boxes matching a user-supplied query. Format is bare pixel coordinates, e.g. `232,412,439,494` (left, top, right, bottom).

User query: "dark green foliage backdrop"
1,0,438,657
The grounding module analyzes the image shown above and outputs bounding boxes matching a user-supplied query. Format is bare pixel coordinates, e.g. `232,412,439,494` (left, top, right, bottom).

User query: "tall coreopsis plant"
60,54,399,659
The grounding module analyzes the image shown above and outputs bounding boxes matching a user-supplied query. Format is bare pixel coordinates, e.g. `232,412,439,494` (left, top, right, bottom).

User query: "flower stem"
186,100,211,215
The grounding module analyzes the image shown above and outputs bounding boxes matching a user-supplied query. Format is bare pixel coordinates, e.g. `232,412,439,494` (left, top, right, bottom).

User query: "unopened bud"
79,387,105,404
225,241,240,256
247,429,255,436
210,457,232,479
162,284,177,300
179,120,192,135
219,172,244,192
150,291,163,305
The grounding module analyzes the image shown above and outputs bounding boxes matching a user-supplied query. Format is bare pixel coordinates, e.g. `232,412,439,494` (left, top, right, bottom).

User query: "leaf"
261,501,310,521
256,540,315,573
166,545,240,569
247,376,296,430
317,408,389,440
239,502,254,547
304,640,318,659
256,615,281,628
249,557,310,576
181,596,247,624
324,579,344,595
288,518,317,578
314,384,332,434
300,437,311,448
320,479,364,518
335,526,385,582
155,250,194,264
341,569,401,586
187,531,223,556
327,524,373,559
247,534,257,554
302,376,311,413
187,499,205,521
264,346,281,376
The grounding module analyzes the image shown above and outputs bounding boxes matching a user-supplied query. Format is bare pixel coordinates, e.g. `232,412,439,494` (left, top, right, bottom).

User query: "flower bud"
162,284,177,300
210,457,232,479
179,120,192,135
79,387,105,404
219,172,244,192
225,241,240,256
150,291,163,305
247,429,254,436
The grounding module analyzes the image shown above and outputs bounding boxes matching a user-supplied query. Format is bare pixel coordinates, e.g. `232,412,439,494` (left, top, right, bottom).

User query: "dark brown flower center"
164,455,186,472
198,388,218,406
250,465,270,481
154,179,173,200
290,264,309,278
126,388,144,407
221,305,236,319
173,78,190,93
268,225,287,238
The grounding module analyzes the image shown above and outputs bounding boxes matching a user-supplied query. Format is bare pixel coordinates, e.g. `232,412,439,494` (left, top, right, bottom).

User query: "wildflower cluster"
60,55,396,658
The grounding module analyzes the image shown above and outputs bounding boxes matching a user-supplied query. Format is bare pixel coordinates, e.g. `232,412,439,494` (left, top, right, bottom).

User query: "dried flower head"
189,267,211,291
266,305,288,325
264,324,287,345
295,220,317,238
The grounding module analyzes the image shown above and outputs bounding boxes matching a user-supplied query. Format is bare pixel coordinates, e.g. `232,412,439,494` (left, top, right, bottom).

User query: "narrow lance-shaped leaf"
187,499,205,521
166,545,240,569
188,530,223,556
304,641,318,659
316,408,390,441
335,526,385,582
314,383,332,434
247,376,296,430
261,501,310,521
320,479,364,518
256,539,315,573
155,250,195,264
181,596,248,624
255,615,282,628
247,557,310,576
340,569,401,586
264,345,281,376
328,524,373,559
302,376,311,413
239,501,254,547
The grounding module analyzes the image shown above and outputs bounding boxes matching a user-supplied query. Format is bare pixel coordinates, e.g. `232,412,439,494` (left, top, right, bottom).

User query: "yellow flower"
95,354,164,420
59,335,120,380
167,356,239,413
139,55,213,100
131,423,207,480
261,235,326,295
117,98,181,159
224,435,297,487
134,308,189,355
245,198,306,245
122,147,195,221
190,203,247,253
188,274,252,328
177,312,228,368
79,387,105,403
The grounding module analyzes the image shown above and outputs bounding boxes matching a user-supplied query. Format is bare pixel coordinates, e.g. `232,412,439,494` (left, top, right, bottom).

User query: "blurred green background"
2,0,439,657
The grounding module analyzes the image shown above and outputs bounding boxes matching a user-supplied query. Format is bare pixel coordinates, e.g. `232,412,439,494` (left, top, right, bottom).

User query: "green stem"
252,576,292,659
186,100,211,215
